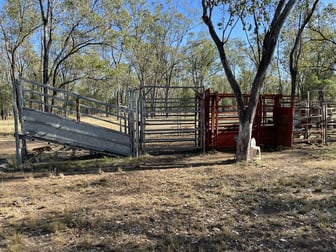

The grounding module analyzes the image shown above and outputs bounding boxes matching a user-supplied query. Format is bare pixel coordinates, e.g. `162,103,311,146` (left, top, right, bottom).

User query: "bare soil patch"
0,142,335,251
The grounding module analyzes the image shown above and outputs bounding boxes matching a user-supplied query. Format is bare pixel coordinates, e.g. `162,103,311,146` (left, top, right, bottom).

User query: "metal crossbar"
136,85,205,154
13,78,135,165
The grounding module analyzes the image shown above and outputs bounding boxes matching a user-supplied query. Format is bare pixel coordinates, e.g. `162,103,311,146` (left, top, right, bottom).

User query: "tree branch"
201,0,244,112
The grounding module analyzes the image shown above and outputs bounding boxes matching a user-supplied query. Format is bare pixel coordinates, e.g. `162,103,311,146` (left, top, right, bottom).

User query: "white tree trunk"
236,119,253,162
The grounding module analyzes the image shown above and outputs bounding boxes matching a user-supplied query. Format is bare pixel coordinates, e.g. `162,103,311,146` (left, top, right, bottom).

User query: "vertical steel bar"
76,96,80,122
322,103,327,145
201,92,206,154
135,89,140,157
139,88,146,154
194,96,198,147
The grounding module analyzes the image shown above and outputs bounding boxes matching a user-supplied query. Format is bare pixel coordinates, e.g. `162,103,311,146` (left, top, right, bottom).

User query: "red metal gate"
202,90,294,150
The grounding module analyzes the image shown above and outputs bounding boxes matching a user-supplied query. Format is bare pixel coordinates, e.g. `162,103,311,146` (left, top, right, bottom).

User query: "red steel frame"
202,90,294,150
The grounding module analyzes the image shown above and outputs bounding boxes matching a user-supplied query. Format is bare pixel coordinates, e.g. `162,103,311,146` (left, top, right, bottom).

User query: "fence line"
20,78,129,133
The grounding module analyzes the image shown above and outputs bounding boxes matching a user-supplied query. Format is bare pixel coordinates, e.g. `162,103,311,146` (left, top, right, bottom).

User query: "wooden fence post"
12,79,22,166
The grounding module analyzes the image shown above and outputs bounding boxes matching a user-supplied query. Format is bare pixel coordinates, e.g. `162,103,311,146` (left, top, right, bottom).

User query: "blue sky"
0,0,334,39
176,0,336,40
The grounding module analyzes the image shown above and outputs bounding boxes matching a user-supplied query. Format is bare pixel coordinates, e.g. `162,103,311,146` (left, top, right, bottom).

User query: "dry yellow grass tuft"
0,117,15,135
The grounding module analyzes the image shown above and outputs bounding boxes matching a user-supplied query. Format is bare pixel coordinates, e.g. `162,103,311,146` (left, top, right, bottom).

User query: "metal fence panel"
137,86,204,153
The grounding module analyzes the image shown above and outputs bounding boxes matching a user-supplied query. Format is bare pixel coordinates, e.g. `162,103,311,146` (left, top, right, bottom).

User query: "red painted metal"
202,90,294,150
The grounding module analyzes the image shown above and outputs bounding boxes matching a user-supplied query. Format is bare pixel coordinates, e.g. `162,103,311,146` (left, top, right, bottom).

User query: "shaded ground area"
0,140,335,251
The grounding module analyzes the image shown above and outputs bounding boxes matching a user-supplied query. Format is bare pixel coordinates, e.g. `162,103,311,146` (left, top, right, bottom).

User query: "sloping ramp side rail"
22,109,131,156
14,78,135,165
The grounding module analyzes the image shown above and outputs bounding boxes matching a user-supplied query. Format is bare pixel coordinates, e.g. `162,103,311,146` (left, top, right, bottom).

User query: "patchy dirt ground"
0,136,336,251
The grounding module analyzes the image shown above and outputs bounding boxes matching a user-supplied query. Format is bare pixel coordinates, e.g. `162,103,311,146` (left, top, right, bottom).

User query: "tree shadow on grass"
0,149,236,181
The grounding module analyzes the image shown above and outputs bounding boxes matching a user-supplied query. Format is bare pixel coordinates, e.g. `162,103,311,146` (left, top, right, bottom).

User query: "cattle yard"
6,78,336,166
1,79,336,251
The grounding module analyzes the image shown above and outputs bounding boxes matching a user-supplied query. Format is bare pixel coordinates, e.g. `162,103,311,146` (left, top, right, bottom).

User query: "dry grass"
0,117,15,135
70,115,124,131
0,142,335,251
0,118,17,162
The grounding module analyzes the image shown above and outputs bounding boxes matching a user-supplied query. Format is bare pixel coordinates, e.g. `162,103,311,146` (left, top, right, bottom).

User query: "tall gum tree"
185,37,217,88
37,0,122,111
307,3,336,86
288,0,319,99
201,0,297,161
0,0,39,88
0,0,39,118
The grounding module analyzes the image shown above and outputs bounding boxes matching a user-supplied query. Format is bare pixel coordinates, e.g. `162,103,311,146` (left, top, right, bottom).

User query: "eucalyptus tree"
228,38,259,94
287,0,319,99
0,0,39,91
125,0,191,116
36,0,124,111
149,3,191,114
202,0,297,161
294,3,336,100
309,3,336,74
308,3,336,87
123,0,153,89
65,0,136,106
98,1,133,106
184,37,217,88
18,40,41,82
75,49,122,103
0,53,11,119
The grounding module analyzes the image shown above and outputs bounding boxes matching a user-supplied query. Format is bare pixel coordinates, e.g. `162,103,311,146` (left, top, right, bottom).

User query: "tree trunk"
290,0,319,99
236,114,253,161
39,0,52,112
202,0,297,162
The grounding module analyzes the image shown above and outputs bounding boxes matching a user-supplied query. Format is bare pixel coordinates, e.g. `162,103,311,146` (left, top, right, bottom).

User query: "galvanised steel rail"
137,85,205,153
13,78,135,165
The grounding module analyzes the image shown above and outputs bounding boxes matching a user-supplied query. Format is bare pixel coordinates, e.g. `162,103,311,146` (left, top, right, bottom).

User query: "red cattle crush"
201,90,294,150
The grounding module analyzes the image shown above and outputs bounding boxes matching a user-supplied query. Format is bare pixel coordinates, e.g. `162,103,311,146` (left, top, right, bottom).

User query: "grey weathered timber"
22,108,131,156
